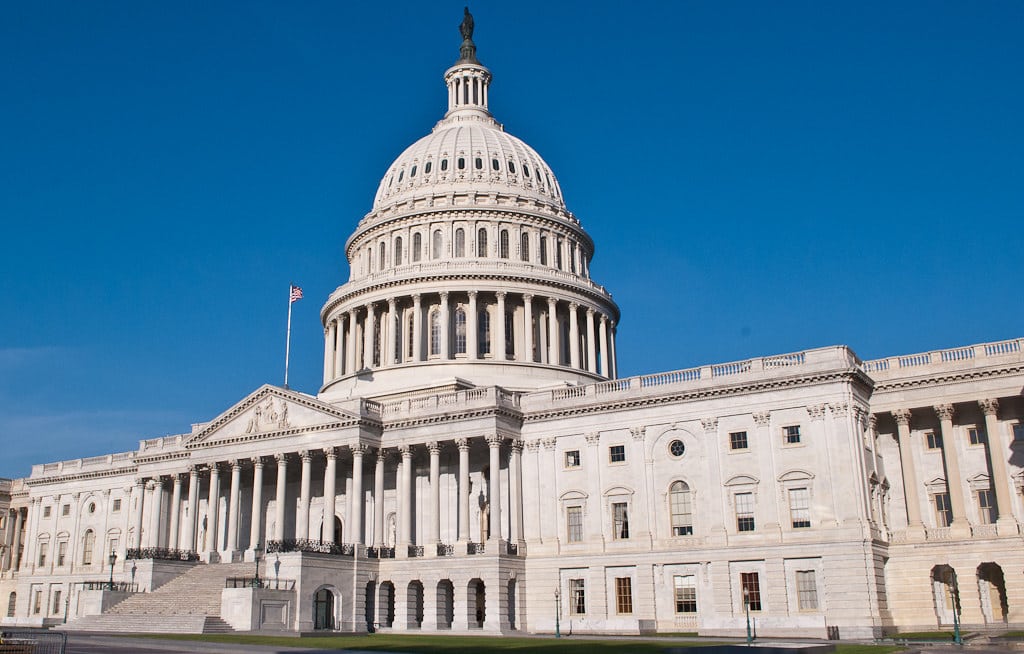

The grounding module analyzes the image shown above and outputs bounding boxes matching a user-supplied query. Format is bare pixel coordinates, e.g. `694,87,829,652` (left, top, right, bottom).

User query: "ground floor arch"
977,562,1008,624
468,578,485,629
378,581,395,628
436,579,454,630
407,580,424,628
313,586,337,630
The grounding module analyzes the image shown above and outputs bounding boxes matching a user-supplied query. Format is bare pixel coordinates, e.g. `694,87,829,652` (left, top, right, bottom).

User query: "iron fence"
265,539,354,556
0,629,67,654
125,547,199,561
365,546,395,559
224,576,295,590
467,541,485,555
75,581,139,592
437,543,455,556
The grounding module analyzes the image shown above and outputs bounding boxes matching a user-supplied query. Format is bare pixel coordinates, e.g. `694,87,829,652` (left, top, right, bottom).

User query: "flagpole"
284,284,294,389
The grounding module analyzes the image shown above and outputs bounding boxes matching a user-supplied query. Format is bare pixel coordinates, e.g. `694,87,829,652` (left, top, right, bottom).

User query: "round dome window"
669,440,685,457
88,502,96,514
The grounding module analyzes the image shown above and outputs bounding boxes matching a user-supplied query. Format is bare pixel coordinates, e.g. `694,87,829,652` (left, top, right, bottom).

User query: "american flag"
289,285,303,303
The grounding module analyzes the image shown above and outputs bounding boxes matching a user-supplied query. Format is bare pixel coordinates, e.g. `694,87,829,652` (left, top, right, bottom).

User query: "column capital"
324,447,338,460
387,297,396,309
547,296,557,307
868,414,879,431
934,404,955,422
752,411,771,427
510,440,524,453
586,306,595,316
467,290,478,299
134,477,146,488
807,404,827,421
978,398,1000,417
188,464,201,476
350,442,368,456
569,301,579,311
274,452,288,464
170,472,182,483
585,433,600,446
439,290,449,300
496,291,507,300
230,459,242,471
398,444,413,458
252,456,264,468
523,293,533,303
412,293,422,303
701,417,718,433
427,441,442,455
456,438,470,452
299,449,312,462
892,408,912,426
486,434,503,448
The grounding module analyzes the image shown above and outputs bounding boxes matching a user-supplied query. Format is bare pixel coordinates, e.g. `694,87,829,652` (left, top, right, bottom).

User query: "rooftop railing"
862,338,1022,374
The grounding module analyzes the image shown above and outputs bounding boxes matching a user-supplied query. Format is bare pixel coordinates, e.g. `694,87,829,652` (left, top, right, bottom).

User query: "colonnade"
323,291,617,383
886,398,1020,538
1,507,26,571
129,436,525,558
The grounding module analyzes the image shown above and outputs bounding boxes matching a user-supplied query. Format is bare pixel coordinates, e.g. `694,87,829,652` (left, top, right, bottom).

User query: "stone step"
58,614,208,634
203,616,237,634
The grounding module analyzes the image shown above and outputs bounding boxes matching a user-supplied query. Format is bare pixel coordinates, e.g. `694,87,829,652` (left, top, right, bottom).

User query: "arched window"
406,312,415,359
477,228,488,257
429,310,441,356
454,307,467,355
424,161,432,175
440,158,448,172
373,317,382,367
505,310,515,357
478,309,491,356
82,529,95,565
455,228,465,258
508,160,516,174
499,230,509,259
410,164,417,178
539,236,548,265
412,233,422,262
394,236,403,266
457,157,465,170
379,242,386,270
560,317,570,365
520,233,530,262
569,242,577,273
669,481,693,536
432,230,443,259
555,238,564,270
6,592,15,618
492,158,500,171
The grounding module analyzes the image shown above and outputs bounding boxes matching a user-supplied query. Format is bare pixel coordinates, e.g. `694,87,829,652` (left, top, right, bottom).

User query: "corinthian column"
585,307,597,373
147,479,164,548
346,309,357,373
183,467,199,551
467,291,478,359
168,473,182,550
510,441,524,544
599,314,609,377
429,442,441,547
547,297,558,365
226,461,242,553
363,304,376,369
323,321,336,384
487,435,503,542
350,444,366,545
323,448,337,543
249,457,264,551
334,316,345,377
934,404,969,536
412,294,423,362
439,291,450,359
207,465,220,552
568,302,580,369
892,410,924,536
457,439,470,543
274,454,287,541
297,450,312,540
386,299,397,366
131,479,145,549
523,294,534,363
373,450,385,548
399,445,413,552
495,292,507,360
979,399,1019,534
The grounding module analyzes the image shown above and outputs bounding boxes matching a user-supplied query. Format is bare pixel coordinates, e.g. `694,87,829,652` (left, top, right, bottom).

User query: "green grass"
888,631,969,641
138,633,703,653
137,633,908,654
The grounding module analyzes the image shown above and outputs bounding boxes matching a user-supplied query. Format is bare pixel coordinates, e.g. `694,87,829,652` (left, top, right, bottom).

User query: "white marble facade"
2,16,1023,638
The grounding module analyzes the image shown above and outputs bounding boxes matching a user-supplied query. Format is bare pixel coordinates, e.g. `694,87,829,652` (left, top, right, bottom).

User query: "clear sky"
1,1,1022,478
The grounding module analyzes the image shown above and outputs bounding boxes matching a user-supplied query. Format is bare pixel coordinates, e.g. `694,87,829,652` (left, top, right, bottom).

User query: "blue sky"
1,1,1022,478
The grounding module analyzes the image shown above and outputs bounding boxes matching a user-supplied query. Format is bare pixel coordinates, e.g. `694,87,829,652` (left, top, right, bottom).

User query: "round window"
88,502,96,514
669,440,685,457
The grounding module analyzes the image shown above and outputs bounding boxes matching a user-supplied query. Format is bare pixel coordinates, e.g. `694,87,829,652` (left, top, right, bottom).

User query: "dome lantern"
444,8,492,123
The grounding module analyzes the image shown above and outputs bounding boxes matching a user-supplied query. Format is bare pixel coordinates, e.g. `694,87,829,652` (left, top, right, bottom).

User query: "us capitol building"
2,12,1022,639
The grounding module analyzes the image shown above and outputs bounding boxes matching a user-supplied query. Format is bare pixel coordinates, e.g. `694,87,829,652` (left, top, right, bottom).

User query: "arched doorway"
313,587,335,630
364,581,376,632
977,563,1008,623
436,580,454,630
931,565,959,626
467,578,485,628
6,592,15,618
318,517,344,545
407,581,424,628
378,581,395,628
507,578,517,630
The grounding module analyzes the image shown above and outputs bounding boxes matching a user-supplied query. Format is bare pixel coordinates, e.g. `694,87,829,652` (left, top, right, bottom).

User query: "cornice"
25,466,138,487
381,406,523,431
134,451,192,466
870,363,1024,393
522,368,868,423
186,420,373,451
322,271,618,324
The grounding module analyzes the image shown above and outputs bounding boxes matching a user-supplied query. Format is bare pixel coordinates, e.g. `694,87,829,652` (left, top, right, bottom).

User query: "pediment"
185,385,360,448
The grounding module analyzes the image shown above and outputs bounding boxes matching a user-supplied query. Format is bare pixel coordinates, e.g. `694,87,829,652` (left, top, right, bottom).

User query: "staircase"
60,561,255,633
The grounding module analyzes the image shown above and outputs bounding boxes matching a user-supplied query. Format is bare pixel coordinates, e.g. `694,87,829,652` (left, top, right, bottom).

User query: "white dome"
372,122,565,212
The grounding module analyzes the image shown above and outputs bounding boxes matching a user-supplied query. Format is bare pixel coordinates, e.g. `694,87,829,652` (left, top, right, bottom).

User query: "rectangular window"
52,590,62,615
934,492,952,527
112,499,122,512
612,502,630,539
673,575,697,613
569,578,586,615
796,570,819,610
564,450,581,468
789,487,811,529
61,504,70,517
614,577,633,614
37,542,48,567
609,445,626,463
1013,423,1024,443
57,541,67,567
968,427,987,445
566,506,583,543
784,425,801,444
33,590,42,615
735,492,755,532
926,431,942,449
729,431,748,450
977,489,996,525
740,572,762,611
43,506,51,518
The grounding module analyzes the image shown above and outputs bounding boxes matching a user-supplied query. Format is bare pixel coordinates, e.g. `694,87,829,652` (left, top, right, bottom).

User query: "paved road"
64,633,397,654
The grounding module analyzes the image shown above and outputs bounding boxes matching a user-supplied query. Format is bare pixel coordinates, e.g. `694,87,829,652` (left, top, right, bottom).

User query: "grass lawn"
139,633,907,654
888,631,968,641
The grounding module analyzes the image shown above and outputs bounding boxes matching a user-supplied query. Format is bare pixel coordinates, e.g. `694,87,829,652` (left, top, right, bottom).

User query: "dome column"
610,321,618,379
412,294,423,362
495,292,507,360
599,314,609,377
322,448,337,543
373,450,386,548
439,291,451,360
346,309,357,374
363,304,376,369
569,302,580,369
323,321,336,384
386,298,398,366
467,291,478,359
586,308,597,374
522,294,534,362
547,297,559,365
334,318,344,378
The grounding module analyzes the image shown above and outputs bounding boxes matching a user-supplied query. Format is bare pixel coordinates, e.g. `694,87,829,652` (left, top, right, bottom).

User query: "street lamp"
947,569,962,645
253,543,262,588
742,586,752,645
554,588,561,639
107,550,117,591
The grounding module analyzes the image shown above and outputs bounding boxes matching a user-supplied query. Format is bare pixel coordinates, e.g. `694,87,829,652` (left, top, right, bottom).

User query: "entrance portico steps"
58,561,255,634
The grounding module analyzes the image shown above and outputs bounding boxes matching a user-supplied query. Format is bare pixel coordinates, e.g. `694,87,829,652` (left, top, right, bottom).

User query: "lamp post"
107,550,117,591
554,588,561,639
947,568,962,645
253,543,261,588
742,586,752,645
